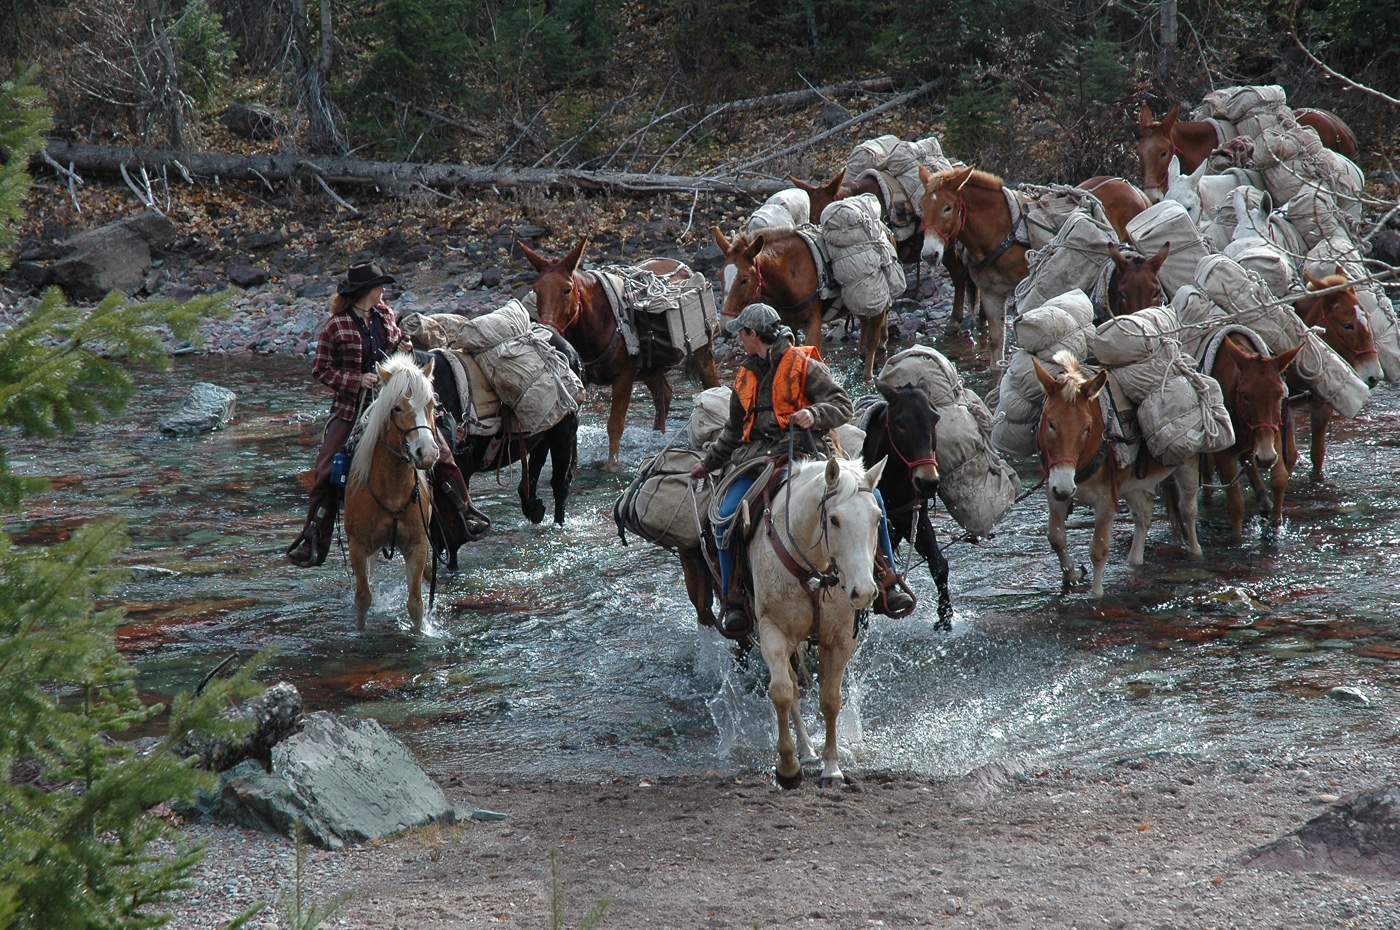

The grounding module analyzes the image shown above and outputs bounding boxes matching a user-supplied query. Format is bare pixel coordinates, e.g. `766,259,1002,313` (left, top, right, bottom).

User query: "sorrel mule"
1032,353,1200,597
710,225,888,381
1106,244,1170,318
519,237,720,471
1284,271,1383,480
1202,333,1303,535
1136,101,1358,201
343,354,439,632
1075,176,1152,241
789,168,980,337
746,455,886,789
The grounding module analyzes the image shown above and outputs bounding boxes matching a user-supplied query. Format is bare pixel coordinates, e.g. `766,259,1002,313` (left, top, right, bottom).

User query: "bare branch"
1286,1,1400,107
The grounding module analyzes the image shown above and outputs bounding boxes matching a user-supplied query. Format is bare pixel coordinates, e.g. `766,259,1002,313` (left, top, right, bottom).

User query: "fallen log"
171,681,304,772
34,142,794,197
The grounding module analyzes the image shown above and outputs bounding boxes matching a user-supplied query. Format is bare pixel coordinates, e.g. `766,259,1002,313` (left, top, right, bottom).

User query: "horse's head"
1033,353,1108,504
1218,335,1302,472
1108,244,1169,317
711,225,765,323
1164,154,1206,223
1137,101,1180,203
786,169,846,220
917,164,976,266
518,237,587,333
813,455,887,610
351,353,439,483
875,380,940,498
1299,269,1383,388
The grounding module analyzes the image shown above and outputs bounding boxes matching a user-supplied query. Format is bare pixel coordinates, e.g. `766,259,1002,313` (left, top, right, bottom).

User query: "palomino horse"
1106,244,1170,318
711,225,888,381
747,455,886,789
1136,101,1358,202
858,382,952,628
343,353,439,632
518,237,720,471
788,169,980,337
1202,332,1303,535
425,341,581,572
1284,271,1383,480
917,166,1150,365
1032,353,1201,597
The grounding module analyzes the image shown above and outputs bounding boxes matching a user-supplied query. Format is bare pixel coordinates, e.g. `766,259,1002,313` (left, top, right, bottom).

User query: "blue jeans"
715,477,897,597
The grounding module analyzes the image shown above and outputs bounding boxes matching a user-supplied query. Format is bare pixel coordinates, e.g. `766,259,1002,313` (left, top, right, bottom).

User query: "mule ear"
1162,100,1180,130
953,166,976,191
918,165,934,190
1189,157,1209,181
863,455,887,489
1271,342,1305,374
1221,334,1255,364
1149,242,1171,270
1138,102,1155,131
420,356,434,379
825,455,842,488
1109,245,1130,272
1167,154,1181,182
743,235,765,261
711,225,731,252
874,378,898,402
563,236,588,273
1303,270,1326,291
1031,355,1060,396
825,168,845,193
1083,368,1109,402
517,239,550,272
377,361,393,383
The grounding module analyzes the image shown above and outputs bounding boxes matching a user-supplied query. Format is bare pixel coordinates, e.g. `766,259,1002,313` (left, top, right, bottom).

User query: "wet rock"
1242,783,1400,876
160,382,237,435
1328,686,1370,705
218,711,457,849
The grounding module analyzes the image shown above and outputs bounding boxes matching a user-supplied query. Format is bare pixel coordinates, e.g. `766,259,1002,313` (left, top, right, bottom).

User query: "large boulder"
219,712,457,849
1242,783,1400,876
160,382,236,436
47,211,178,302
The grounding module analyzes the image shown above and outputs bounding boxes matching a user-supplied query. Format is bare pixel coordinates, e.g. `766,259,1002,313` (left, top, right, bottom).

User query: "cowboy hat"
337,261,396,295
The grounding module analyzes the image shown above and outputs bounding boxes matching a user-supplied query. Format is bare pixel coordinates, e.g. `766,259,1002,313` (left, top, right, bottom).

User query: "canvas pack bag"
991,349,1062,459
748,188,811,232
1014,302,1090,361
1013,211,1117,317
613,446,708,551
473,328,585,435
820,193,904,317
450,298,532,352
1136,367,1235,465
687,386,733,451
1125,200,1210,299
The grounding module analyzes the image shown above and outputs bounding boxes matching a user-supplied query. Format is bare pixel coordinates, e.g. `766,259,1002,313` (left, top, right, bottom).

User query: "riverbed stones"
160,382,237,435
219,712,457,849
1242,783,1400,876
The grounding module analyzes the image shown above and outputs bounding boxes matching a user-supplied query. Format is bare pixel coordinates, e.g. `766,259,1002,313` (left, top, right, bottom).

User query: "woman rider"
688,302,914,635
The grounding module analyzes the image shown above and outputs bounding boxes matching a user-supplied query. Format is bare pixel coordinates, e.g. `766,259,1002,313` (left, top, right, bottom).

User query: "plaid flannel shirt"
311,305,405,421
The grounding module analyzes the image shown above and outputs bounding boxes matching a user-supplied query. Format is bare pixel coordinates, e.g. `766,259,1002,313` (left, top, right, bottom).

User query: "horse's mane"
931,167,1004,191
731,225,802,253
348,354,434,485
1049,351,1090,403
1307,273,1351,292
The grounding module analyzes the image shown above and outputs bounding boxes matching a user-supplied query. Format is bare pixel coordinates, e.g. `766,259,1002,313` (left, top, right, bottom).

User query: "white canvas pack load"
1125,200,1210,298
687,386,733,451
1222,237,1298,298
1170,284,1226,361
1197,84,1290,123
748,188,811,232
613,447,708,551
1357,286,1400,382
1012,211,1117,317
664,274,718,355
1283,187,1346,250
819,193,904,317
398,311,502,434
1013,299,1090,361
450,298,532,352
474,327,586,435
991,349,1063,459
878,346,1021,536
1195,253,1369,417
1135,367,1235,466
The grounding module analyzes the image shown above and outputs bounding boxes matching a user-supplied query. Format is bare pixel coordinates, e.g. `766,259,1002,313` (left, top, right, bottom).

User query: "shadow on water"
7,340,1400,780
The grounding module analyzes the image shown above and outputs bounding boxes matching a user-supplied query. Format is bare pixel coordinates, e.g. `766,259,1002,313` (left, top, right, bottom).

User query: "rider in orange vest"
689,303,913,635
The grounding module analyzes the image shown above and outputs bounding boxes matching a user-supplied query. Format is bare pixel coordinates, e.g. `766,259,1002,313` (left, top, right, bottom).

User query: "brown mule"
1106,244,1170,318
1075,176,1151,242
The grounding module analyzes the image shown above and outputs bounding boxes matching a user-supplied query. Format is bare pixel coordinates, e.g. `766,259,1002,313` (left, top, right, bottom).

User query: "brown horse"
1136,101,1358,201
519,237,721,471
1032,353,1200,597
343,354,439,633
1106,244,1170,318
710,224,888,381
1075,176,1152,241
789,168,980,337
1203,332,1303,535
1284,271,1383,480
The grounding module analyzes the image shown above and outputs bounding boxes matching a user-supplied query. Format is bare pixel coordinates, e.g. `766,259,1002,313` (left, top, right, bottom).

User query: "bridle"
1140,132,1184,195
922,196,967,248
537,270,586,335
883,405,939,475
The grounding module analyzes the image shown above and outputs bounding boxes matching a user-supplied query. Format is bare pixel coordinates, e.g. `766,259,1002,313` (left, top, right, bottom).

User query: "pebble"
1327,686,1370,705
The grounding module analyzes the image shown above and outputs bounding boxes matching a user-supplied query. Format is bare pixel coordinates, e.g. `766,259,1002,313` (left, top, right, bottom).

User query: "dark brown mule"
1204,333,1304,535
789,168,981,338
1075,176,1152,241
519,237,721,471
1032,353,1200,597
1136,101,1358,201
1284,271,1383,481
710,224,888,381
1106,244,1170,318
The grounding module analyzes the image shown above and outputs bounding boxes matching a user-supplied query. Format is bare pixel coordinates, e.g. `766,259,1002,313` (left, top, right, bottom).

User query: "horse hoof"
602,460,621,473
776,768,803,791
523,500,546,524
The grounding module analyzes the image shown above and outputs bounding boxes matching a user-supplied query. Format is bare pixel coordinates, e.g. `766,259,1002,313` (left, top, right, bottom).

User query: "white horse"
1163,154,1208,223
745,455,886,789
343,353,439,632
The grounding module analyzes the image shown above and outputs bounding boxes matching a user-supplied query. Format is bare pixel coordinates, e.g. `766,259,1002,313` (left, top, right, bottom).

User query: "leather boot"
720,596,751,636
875,554,916,618
437,471,490,541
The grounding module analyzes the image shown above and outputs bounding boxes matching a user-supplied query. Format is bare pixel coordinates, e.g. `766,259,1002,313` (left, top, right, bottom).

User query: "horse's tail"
683,342,722,389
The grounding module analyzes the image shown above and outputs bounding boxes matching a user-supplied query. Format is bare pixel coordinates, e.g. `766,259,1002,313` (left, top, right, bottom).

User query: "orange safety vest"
734,345,822,441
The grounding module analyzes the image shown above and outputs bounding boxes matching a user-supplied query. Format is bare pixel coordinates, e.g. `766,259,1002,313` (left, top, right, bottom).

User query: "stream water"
8,339,1399,781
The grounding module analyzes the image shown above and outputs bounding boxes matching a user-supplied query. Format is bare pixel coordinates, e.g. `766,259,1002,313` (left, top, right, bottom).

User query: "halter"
922,197,967,248
883,406,939,474
537,270,587,335
1034,400,1117,502
1141,138,1185,193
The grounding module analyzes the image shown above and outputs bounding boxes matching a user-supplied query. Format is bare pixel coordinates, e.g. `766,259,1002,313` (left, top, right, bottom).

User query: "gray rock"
1241,783,1400,876
689,242,724,274
160,382,237,435
220,712,456,849
220,103,287,140
1328,686,1371,705
47,211,177,302
227,263,270,288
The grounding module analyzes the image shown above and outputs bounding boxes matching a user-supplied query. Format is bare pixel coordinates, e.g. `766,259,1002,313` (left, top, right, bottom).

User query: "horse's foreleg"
816,629,857,787
549,419,578,525
1218,455,1245,538
1244,458,1272,523
1047,498,1081,592
1171,460,1203,558
643,373,673,433
404,539,429,634
1268,446,1291,529
604,378,633,472
982,292,1009,365
759,622,802,790
1282,403,1300,474
348,542,373,630
1089,498,1116,598
1309,405,1333,481
913,503,953,630
787,660,817,766
856,311,887,382
1124,487,1155,568
692,343,721,389
520,446,546,525
678,547,716,629
803,316,825,360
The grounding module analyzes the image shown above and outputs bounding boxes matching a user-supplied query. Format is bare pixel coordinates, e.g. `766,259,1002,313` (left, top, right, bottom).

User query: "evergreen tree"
0,66,262,930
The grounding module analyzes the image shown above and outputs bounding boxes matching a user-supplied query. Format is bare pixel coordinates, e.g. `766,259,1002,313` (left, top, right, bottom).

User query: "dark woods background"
1,0,1397,183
